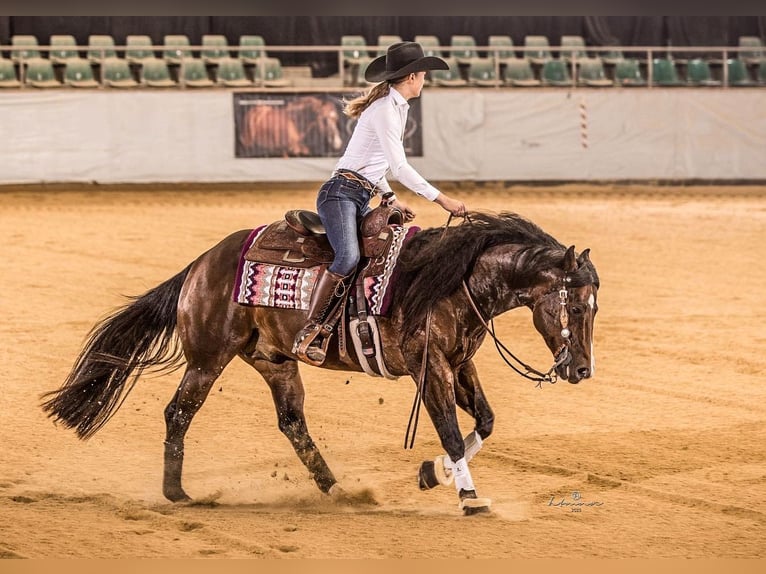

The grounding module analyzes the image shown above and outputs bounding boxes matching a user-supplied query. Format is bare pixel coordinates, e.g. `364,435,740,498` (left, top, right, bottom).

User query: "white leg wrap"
463,431,483,463
450,457,475,493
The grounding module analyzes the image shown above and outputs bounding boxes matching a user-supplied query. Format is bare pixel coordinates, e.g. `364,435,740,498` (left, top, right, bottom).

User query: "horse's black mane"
393,211,597,339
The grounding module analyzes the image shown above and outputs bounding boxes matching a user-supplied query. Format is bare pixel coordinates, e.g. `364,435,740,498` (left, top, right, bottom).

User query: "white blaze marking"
587,293,595,309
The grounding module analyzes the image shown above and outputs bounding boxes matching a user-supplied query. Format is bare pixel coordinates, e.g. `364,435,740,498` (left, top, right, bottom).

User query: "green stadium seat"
239,35,265,64
50,35,79,64
101,57,138,88
63,57,100,88
686,58,720,86
215,56,252,87
601,49,624,66
450,35,478,64
180,57,214,87
256,56,291,87
726,58,756,86
11,35,41,62
140,57,177,87
414,35,443,58
523,35,552,65
541,59,572,86
488,35,517,62
87,35,117,62
23,57,61,88
0,58,21,88
162,34,191,64
560,35,587,62
126,35,155,64
201,34,230,64
502,58,541,86
614,58,645,86
376,35,402,56
651,58,683,86
429,57,466,86
467,58,501,86
577,57,613,87
341,35,369,64
738,36,764,66
758,60,766,85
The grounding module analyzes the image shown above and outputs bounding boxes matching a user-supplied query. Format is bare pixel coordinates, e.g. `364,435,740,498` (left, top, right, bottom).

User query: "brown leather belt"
333,169,378,196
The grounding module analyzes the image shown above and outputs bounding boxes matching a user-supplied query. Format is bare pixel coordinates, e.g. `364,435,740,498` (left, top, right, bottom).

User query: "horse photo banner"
233,92,423,159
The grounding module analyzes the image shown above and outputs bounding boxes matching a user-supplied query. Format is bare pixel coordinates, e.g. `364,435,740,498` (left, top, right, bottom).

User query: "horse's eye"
571,306,583,315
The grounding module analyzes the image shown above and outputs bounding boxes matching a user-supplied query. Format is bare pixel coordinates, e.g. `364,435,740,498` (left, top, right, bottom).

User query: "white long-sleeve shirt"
334,88,440,201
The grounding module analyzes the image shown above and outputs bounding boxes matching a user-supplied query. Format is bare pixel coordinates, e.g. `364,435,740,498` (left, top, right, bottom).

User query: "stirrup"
294,324,331,366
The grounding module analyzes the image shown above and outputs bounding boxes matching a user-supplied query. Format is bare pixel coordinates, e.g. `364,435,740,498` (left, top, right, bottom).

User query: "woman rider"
293,41,467,365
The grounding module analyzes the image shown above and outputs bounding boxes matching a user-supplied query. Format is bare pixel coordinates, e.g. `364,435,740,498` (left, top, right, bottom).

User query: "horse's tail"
41,265,192,440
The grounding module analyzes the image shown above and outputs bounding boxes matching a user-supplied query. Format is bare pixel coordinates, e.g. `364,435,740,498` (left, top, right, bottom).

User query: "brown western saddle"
245,205,403,276
244,205,404,368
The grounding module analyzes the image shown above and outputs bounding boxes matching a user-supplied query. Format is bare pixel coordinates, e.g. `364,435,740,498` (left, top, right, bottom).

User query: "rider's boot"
292,268,346,366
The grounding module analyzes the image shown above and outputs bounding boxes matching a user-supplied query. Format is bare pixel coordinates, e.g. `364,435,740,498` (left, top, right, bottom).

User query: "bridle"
461,280,571,388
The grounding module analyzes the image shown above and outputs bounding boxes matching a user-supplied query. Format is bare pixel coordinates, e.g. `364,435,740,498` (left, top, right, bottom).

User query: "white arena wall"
0,88,764,185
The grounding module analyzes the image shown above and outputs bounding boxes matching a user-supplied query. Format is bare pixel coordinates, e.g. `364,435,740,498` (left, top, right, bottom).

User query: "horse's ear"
564,245,577,273
577,248,591,266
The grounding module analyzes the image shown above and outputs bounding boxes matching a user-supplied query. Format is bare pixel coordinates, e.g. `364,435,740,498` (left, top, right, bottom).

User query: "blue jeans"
316,177,372,276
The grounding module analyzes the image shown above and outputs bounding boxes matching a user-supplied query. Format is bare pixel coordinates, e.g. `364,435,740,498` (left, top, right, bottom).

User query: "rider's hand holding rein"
434,192,467,217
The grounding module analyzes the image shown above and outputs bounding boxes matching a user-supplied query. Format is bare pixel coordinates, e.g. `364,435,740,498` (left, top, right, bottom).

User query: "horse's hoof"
418,460,439,490
163,488,191,503
328,483,348,499
459,489,491,515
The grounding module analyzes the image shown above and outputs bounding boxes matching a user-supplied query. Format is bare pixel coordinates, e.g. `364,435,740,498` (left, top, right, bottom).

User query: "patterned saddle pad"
233,224,419,316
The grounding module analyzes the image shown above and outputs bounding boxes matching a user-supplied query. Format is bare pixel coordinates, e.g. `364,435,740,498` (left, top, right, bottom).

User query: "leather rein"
403,214,571,448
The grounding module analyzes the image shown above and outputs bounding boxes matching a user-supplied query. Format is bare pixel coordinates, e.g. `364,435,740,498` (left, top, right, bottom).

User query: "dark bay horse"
41,211,599,515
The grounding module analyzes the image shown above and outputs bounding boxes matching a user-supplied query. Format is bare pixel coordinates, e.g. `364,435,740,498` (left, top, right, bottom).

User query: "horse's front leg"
418,359,494,493
416,353,492,515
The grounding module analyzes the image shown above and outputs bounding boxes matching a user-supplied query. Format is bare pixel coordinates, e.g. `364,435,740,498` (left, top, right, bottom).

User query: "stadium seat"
140,57,177,87
63,57,100,88
239,35,265,64
180,57,214,87
601,49,624,66
737,36,764,66
201,34,230,64
450,35,478,64
256,56,291,87
541,59,572,86
50,35,79,64
162,34,191,64
126,35,155,64
23,57,61,88
488,35,517,63
101,57,138,88
502,58,541,86
414,35,443,57
215,56,252,87
341,35,369,64
686,58,720,86
560,35,587,62
467,58,501,86
376,35,402,56
614,58,645,86
726,58,756,86
758,60,766,85
651,58,683,86
429,57,466,86
11,35,41,62
523,35,552,65
0,58,21,88
87,35,117,62
577,57,613,87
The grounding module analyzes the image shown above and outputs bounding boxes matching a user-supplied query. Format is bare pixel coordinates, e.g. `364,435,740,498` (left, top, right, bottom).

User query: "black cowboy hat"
364,41,449,83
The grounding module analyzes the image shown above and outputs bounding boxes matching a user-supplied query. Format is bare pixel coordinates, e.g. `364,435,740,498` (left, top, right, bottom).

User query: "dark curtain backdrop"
1,16,762,75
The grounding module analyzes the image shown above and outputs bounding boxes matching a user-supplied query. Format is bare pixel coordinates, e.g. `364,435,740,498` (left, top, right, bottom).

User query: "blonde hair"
342,76,408,119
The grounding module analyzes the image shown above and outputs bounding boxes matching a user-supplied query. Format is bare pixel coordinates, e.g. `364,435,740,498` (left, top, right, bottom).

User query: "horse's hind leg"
249,357,338,494
163,362,232,501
